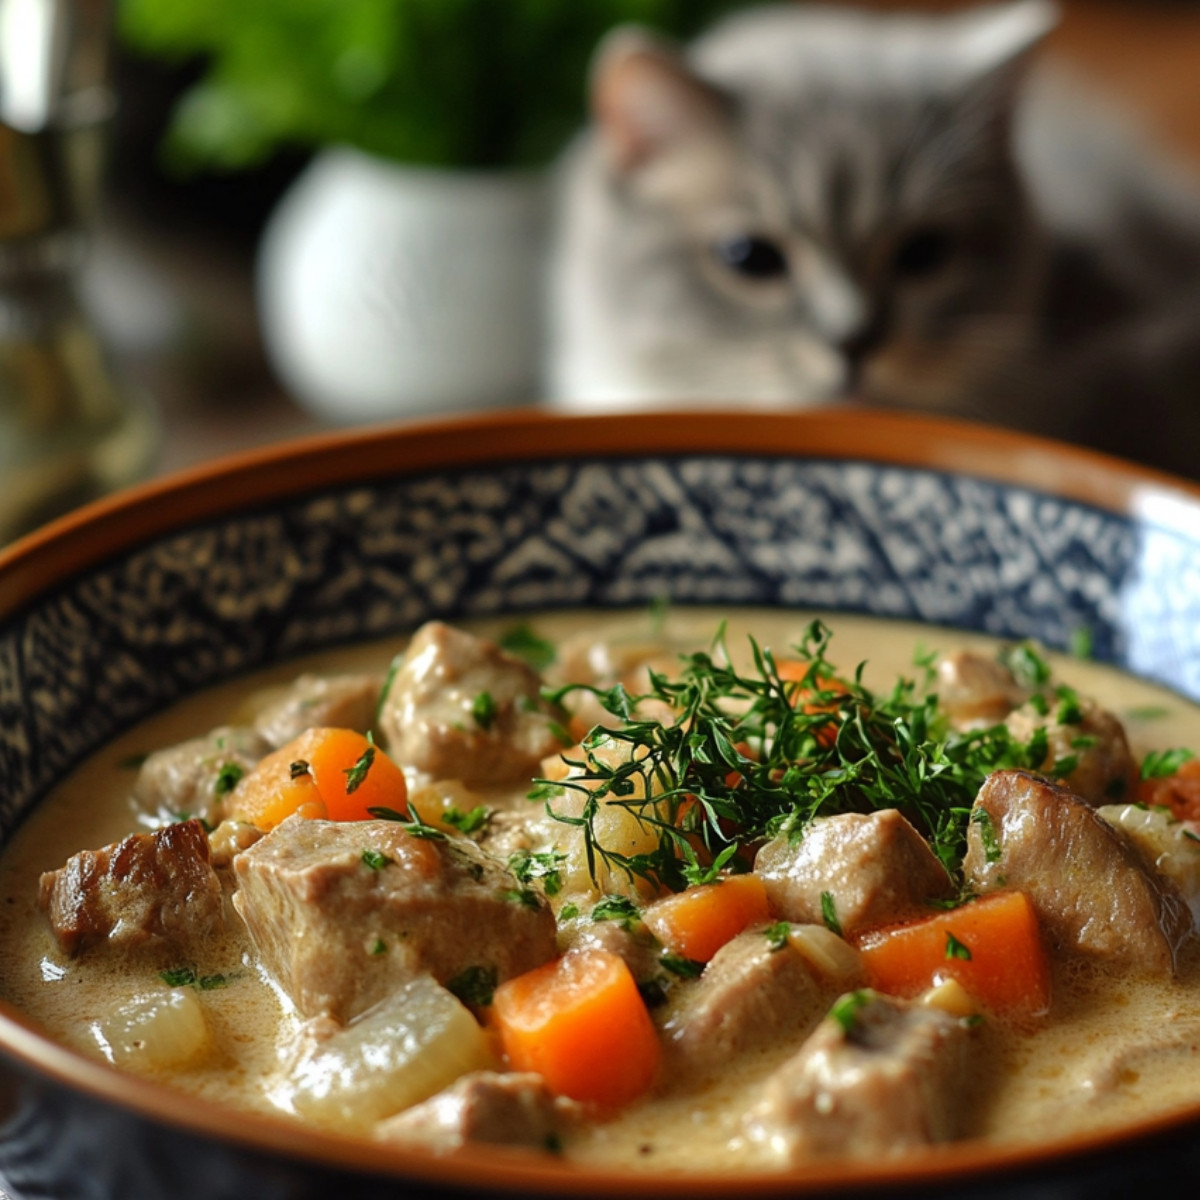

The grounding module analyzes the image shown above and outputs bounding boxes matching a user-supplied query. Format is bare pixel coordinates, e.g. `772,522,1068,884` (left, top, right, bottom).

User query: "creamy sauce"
2,608,1200,1169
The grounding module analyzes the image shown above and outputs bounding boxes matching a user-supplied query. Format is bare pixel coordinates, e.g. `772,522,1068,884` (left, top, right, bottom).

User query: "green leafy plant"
117,0,758,172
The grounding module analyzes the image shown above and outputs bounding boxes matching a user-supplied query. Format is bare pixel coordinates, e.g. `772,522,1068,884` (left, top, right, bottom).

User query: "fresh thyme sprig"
540,620,1046,893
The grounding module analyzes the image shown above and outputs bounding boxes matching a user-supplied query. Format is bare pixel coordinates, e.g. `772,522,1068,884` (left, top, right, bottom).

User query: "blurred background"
2,0,1200,543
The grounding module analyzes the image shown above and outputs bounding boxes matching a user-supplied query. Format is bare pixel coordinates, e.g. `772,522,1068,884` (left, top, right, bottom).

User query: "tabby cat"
547,1,1200,476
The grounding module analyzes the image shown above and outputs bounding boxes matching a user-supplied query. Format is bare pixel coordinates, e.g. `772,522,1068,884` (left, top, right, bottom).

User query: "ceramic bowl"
3,408,1200,1200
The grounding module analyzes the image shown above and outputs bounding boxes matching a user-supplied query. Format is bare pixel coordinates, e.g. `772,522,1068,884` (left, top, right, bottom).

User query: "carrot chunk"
641,873,771,963
1139,757,1200,821
856,890,1051,1017
491,949,660,1108
228,728,407,829
776,663,850,747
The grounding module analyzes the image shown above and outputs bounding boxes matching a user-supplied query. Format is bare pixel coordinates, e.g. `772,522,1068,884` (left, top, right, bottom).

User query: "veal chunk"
963,769,1191,974
39,819,224,957
134,725,270,826
233,817,557,1020
747,992,972,1162
253,672,382,749
376,1072,561,1151
378,621,563,787
661,928,840,1077
934,650,1030,728
754,810,953,936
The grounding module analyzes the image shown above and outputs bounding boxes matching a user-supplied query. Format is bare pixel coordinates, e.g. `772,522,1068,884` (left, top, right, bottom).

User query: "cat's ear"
589,27,732,174
947,0,1058,148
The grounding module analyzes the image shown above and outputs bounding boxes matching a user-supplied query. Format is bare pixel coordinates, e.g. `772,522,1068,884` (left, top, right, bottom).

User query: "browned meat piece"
754,810,953,936
39,819,224,957
558,911,663,983
1004,696,1137,804
660,928,834,1077
962,769,1191,974
375,1071,562,1151
253,673,383,749
746,991,972,1162
934,650,1030,728
378,621,565,787
134,725,270,826
232,816,558,1020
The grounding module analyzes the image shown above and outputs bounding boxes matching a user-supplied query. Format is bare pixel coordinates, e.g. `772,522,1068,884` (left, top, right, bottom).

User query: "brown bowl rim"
3,404,1200,1195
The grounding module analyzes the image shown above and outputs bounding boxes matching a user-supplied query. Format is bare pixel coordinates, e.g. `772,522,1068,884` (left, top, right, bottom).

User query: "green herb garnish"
945,932,972,961
509,849,566,897
367,803,447,840
1142,748,1196,780
213,762,244,797
443,805,491,835
763,921,792,952
198,973,229,990
539,621,1042,892
820,891,843,937
591,895,640,927
447,964,498,1008
660,953,705,978
344,741,375,794
499,624,556,672
361,848,391,871
830,989,874,1036
971,809,1003,864
370,937,387,956
472,691,497,730
159,967,197,988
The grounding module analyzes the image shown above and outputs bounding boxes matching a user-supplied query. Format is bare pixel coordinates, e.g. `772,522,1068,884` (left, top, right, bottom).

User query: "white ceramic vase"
257,148,547,424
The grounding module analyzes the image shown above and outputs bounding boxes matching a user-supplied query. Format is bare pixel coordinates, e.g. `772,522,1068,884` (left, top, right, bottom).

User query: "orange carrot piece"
776,663,850,747
641,873,771,963
492,949,660,1107
856,890,1051,1017
1139,757,1200,821
302,727,408,822
227,727,407,830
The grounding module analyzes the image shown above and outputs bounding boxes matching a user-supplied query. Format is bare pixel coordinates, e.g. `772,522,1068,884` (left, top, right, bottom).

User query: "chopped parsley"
972,809,1003,864
159,967,197,988
591,895,640,928
830,989,874,1036
558,901,580,921
820,891,843,937
945,932,972,961
361,848,391,871
447,964,498,1008
370,937,387,955
472,691,497,731
213,762,244,797
499,624,556,672
443,805,491,835
501,887,541,909
509,849,565,897
1142,747,1195,781
1001,642,1052,689
198,973,229,991
660,953,705,978
1055,687,1083,726
1070,627,1094,660
763,921,792,952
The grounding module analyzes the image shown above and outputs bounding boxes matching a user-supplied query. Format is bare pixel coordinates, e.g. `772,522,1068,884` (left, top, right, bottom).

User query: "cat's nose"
837,314,887,373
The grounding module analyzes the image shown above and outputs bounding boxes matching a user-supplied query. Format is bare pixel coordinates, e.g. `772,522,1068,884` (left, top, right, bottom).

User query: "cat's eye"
712,235,788,280
893,227,955,279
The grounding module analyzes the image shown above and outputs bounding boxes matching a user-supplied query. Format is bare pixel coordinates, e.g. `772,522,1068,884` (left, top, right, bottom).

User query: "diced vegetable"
93,988,211,1069
228,728,408,830
1139,757,1200,821
856,891,1051,1017
776,663,850,747
491,948,660,1107
278,975,496,1133
641,874,771,963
